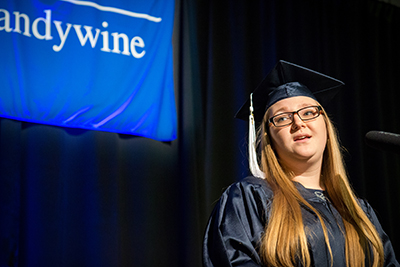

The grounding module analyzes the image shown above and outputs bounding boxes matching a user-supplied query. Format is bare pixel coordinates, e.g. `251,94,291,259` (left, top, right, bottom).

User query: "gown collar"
293,181,328,203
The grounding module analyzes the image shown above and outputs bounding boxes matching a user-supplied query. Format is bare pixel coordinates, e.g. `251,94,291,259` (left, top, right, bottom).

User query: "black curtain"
1,0,400,266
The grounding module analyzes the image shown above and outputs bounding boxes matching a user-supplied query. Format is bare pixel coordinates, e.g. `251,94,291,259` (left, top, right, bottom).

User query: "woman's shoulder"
357,198,377,222
240,175,272,189
221,176,274,201
213,176,273,225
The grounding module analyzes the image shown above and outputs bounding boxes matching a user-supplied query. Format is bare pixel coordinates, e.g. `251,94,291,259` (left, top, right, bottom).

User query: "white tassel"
249,93,265,178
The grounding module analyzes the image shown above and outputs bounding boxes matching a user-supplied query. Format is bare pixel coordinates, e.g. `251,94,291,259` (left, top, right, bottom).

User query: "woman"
202,60,399,267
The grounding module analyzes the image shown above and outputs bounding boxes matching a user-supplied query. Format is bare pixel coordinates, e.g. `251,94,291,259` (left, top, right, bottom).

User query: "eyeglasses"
268,105,323,127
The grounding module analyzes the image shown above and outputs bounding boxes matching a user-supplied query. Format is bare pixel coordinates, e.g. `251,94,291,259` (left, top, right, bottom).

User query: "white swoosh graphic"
60,0,162,22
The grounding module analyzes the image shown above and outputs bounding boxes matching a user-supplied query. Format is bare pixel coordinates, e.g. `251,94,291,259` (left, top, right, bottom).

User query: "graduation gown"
203,176,399,267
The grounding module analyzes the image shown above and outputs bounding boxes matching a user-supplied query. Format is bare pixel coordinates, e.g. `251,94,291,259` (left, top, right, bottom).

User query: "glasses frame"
268,105,323,127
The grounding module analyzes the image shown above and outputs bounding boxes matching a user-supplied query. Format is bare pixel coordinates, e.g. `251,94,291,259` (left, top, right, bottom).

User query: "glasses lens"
299,106,320,121
273,113,292,127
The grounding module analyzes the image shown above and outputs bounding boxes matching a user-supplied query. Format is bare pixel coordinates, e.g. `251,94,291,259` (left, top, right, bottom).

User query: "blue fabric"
265,81,317,112
0,0,176,141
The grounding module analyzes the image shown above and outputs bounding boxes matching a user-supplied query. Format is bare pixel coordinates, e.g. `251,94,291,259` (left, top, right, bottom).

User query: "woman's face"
267,96,327,167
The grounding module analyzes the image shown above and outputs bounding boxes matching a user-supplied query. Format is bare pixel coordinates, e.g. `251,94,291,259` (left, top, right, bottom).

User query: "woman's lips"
294,135,311,142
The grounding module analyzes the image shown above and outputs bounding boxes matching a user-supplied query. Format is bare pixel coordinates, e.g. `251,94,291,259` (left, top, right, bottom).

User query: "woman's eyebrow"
272,103,314,114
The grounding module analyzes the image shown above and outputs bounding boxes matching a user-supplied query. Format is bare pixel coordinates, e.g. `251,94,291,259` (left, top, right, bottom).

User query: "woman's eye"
301,109,316,117
276,116,289,122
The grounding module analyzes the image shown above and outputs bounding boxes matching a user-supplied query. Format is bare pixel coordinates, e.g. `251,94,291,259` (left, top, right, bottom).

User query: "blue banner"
0,0,177,141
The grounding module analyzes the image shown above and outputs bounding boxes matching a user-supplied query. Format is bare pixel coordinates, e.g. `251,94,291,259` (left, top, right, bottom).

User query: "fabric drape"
1,0,400,266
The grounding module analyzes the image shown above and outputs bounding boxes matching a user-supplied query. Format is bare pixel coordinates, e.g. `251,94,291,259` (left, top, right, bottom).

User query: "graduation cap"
235,60,344,122
237,60,344,178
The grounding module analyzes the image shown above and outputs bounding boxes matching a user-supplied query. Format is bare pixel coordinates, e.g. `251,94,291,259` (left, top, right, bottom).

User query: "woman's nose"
291,113,305,129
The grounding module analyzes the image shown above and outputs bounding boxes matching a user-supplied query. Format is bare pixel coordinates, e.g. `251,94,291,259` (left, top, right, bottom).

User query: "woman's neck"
283,159,324,190
292,170,323,190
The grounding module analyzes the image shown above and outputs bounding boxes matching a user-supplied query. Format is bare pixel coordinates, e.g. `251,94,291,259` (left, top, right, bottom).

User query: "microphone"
365,131,400,154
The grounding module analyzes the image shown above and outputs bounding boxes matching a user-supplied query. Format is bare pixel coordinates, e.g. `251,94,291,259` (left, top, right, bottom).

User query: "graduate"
202,60,399,267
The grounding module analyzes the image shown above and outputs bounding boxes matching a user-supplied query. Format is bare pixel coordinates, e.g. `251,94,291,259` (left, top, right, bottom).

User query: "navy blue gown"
203,176,399,266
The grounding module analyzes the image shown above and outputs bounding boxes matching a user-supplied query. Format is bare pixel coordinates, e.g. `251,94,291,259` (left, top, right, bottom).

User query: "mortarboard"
235,60,344,122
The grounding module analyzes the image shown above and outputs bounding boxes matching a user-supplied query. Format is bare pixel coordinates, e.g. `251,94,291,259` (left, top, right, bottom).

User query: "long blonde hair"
258,106,384,267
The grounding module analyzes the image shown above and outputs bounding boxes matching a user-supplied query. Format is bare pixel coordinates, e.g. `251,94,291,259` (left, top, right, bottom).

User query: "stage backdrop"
0,0,177,141
1,0,400,266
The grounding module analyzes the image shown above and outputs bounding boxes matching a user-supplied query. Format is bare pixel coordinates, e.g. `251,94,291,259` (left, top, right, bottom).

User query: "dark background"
1,0,400,266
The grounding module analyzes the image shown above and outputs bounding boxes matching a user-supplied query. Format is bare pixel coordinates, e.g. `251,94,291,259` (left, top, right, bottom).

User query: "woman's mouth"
294,135,311,142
